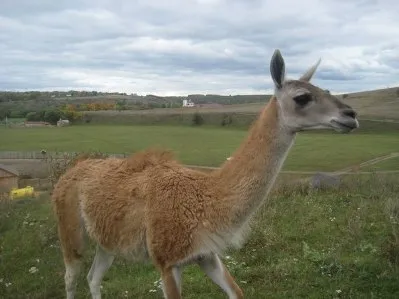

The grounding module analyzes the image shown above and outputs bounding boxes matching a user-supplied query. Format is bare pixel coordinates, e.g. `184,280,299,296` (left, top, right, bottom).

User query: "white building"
57,119,70,127
182,99,195,107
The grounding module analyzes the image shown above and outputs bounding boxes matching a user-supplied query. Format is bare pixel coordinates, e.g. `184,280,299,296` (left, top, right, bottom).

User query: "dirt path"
185,154,399,175
333,152,399,174
360,118,399,123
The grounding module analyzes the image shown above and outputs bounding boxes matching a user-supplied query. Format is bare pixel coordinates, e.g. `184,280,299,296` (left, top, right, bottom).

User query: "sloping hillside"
340,87,399,120
85,87,399,121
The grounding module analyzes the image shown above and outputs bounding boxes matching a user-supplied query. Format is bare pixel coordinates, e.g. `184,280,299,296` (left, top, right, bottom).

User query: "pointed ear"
299,58,321,82
270,49,285,89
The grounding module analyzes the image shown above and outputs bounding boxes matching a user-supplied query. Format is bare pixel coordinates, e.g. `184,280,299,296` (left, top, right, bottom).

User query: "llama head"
270,49,359,133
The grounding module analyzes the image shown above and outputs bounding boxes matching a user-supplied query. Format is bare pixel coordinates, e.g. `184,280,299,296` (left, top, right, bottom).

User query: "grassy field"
1,175,399,298
1,103,399,298
1,125,399,171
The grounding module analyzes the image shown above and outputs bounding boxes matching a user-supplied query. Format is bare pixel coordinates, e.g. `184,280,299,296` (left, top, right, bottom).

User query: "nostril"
342,109,357,119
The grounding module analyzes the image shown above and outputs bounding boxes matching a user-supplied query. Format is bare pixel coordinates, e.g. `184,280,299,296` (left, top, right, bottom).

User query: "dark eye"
293,93,312,107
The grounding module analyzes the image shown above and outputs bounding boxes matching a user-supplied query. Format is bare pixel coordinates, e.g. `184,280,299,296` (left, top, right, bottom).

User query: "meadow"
1,112,399,298
1,175,399,298
0,123,398,172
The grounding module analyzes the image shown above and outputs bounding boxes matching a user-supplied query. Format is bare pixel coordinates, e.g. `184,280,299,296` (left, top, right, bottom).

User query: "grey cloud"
316,70,362,81
1,0,399,95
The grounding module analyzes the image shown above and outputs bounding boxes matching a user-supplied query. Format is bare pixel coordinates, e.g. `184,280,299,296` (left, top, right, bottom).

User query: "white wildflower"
336,289,342,294
153,278,163,290
5,282,12,287
149,289,157,293
240,280,248,284
29,266,38,274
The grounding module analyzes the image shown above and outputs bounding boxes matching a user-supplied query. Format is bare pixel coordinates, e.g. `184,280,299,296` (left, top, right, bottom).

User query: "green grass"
1,176,399,298
1,125,399,171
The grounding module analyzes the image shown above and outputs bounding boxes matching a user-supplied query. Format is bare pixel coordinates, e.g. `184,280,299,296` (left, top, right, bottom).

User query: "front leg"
160,266,182,299
197,253,244,299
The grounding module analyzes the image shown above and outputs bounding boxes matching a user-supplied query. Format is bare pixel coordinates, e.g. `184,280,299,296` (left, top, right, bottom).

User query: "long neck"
215,97,296,224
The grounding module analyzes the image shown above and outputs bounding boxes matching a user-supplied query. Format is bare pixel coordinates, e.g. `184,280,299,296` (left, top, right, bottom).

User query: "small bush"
192,112,204,126
61,110,83,122
44,110,62,124
26,111,39,121
9,110,26,118
221,113,233,126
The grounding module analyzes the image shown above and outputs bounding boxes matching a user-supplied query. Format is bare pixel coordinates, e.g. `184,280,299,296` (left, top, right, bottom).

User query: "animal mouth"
330,119,358,133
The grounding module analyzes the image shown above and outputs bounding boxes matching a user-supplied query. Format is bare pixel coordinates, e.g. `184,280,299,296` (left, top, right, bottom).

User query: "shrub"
44,110,62,124
192,112,204,126
9,110,26,118
61,110,83,121
26,112,39,121
221,113,233,126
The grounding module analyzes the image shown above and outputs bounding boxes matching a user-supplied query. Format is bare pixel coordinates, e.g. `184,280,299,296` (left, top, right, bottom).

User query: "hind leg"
87,245,115,299
65,259,83,299
57,222,86,299
53,183,87,298
197,253,243,299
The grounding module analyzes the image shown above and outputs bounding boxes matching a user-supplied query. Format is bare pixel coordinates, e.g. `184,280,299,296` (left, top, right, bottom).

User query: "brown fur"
52,100,286,298
52,50,358,298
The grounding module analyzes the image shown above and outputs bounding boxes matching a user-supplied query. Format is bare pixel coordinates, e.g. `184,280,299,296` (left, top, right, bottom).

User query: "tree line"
0,91,273,123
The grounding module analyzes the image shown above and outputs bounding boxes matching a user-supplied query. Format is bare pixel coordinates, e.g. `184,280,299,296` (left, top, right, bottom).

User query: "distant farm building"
0,164,19,193
182,99,195,107
57,119,70,127
24,121,52,127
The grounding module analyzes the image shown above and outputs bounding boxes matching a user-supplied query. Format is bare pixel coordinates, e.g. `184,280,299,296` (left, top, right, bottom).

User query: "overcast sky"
1,0,398,95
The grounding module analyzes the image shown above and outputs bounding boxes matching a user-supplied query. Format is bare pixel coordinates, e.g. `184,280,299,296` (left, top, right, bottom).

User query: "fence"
0,151,127,160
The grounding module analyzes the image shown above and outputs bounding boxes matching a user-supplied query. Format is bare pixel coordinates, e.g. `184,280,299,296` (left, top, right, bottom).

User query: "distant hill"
338,87,399,120
0,87,398,121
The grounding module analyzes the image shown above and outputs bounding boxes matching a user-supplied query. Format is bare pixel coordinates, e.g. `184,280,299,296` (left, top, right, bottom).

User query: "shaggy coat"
52,49,359,299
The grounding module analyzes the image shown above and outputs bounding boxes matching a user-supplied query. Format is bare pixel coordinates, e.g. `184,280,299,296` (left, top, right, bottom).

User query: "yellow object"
9,186,35,200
